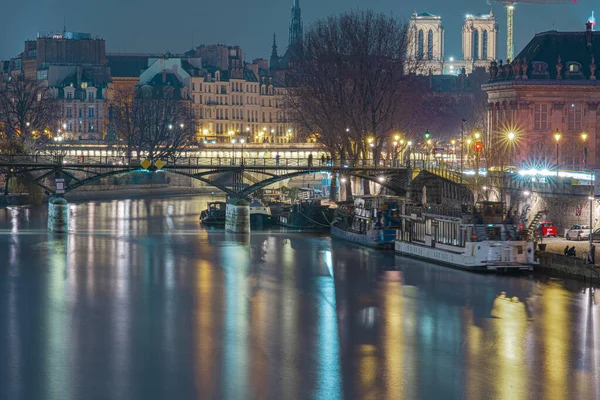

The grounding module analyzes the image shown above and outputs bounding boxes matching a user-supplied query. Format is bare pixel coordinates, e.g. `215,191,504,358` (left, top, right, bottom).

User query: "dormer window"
568,63,581,73
532,62,549,76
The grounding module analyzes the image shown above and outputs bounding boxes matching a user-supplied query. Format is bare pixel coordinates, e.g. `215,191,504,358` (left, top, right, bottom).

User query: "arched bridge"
0,154,412,199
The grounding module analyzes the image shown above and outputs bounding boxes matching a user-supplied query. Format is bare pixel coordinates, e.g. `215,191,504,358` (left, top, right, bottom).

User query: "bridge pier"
225,198,250,233
48,197,69,233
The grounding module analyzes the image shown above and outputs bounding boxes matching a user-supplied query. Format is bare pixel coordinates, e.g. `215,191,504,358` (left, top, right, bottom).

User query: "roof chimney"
586,21,593,47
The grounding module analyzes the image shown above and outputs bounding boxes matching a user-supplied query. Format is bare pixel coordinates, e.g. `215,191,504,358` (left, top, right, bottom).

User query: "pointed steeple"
270,33,280,69
289,0,303,48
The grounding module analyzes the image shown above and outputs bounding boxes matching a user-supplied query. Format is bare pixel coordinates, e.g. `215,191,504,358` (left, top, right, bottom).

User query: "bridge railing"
0,154,413,169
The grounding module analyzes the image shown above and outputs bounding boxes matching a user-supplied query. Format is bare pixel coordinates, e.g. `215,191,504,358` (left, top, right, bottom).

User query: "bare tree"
112,85,195,163
286,10,429,196
0,77,60,152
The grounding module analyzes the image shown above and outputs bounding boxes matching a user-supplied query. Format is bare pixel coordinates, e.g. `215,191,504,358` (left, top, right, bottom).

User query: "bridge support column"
48,197,69,233
226,198,250,233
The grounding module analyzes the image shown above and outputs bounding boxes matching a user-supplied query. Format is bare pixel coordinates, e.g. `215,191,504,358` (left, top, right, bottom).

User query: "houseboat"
330,196,403,249
394,201,536,272
278,198,332,230
200,201,226,226
249,200,273,229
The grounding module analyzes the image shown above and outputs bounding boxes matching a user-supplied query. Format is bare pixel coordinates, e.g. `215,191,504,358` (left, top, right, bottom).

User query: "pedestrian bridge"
0,154,411,199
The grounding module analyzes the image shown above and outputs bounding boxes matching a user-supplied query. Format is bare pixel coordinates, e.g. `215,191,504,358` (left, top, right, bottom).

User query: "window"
67,122,73,132
568,104,582,130
192,82,195,91
427,30,433,60
66,92,72,100
88,92,94,101
79,108,83,118
88,107,94,118
534,104,549,130
66,107,72,118
89,122,95,132
569,63,581,73
417,30,424,60
472,30,479,60
482,30,488,60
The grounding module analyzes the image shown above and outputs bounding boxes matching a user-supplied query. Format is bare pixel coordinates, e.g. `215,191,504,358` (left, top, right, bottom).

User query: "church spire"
270,33,280,69
289,0,303,48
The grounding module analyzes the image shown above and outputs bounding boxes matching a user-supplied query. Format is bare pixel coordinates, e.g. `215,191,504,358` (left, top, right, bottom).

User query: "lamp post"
582,132,595,263
461,119,466,183
367,137,374,166
407,141,413,169
554,129,561,177
240,138,245,166
231,138,236,165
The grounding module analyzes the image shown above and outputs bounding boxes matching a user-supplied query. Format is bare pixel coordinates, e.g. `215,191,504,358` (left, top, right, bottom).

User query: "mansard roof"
417,12,438,17
516,30,600,77
488,26,600,82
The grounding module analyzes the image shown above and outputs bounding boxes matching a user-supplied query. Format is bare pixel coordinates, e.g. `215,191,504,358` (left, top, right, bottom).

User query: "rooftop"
488,24,600,82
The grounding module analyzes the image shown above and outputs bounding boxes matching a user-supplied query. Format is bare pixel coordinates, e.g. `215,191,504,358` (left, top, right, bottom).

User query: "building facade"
483,23,600,170
408,12,445,75
134,51,292,144
408,11,497,75
462,13,498,69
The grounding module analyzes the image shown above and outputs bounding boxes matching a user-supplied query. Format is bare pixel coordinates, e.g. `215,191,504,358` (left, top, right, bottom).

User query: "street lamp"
407,141,413,169
461,118,466,183
240,138,245,165
582,131,595,263
231,138,236,165
554,129,561,177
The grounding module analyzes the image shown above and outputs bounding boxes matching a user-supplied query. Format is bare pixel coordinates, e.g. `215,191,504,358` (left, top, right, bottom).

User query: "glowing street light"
507,132,515,141
554,129,561,176
474,132,481,140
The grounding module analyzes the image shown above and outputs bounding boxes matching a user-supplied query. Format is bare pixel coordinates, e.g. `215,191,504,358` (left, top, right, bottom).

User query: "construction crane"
489,0,577,62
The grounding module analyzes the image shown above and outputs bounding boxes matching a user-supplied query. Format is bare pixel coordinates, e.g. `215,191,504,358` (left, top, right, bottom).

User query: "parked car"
565,224,591,241
536,222,558,238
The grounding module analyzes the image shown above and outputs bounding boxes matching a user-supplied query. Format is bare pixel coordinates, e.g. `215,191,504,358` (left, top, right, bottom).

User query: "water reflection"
0,197,598,399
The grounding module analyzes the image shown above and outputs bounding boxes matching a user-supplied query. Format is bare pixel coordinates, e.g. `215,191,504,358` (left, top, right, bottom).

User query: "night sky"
1,0,591,63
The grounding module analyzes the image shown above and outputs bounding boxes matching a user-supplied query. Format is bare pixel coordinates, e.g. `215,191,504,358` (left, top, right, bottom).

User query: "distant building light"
449,57,454,62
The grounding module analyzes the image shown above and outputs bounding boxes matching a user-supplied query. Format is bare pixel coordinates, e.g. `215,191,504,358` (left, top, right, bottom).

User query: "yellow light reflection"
490,292,528,399
541,284,569,400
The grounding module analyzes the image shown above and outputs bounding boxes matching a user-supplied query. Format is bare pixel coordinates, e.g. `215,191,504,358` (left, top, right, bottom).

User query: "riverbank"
534,251,600,284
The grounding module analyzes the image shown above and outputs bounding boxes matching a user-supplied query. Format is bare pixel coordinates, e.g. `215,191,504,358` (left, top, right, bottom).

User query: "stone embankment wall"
225,203,250,233
537,251,600,283
509,190,598,235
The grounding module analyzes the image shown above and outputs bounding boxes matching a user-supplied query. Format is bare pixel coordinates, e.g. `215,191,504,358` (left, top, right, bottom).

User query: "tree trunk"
329,174,337,202
345,179,353,199
363,178,371,195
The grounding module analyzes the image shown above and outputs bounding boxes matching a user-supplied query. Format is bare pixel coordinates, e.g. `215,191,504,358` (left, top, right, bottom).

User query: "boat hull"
331,225,396,249
394,240,534,272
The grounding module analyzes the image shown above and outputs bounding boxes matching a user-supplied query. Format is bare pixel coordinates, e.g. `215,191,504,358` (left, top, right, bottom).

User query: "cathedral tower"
463,12,497,67
407,12,444,75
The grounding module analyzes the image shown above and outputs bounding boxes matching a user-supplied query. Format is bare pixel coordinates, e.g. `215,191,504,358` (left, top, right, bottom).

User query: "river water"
0,195,598,400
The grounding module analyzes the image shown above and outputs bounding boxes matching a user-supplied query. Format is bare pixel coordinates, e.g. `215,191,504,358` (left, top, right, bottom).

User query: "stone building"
462,13,498,70
134,53,291,144
483,22,600,170
408,12,445,75
408,11,497,75
5,31,112,141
